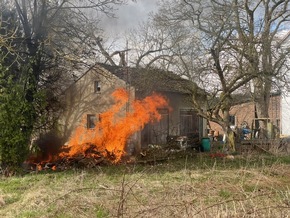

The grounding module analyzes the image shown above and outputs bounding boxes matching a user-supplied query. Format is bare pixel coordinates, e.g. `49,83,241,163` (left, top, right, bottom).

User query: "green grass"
218,189,232,199
0,153,290,217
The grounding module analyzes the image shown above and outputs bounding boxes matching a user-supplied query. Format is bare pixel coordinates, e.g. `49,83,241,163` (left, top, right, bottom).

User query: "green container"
201,137,211,152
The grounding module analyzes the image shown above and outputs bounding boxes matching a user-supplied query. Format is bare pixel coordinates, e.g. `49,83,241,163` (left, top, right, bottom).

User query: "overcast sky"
101,0,159,36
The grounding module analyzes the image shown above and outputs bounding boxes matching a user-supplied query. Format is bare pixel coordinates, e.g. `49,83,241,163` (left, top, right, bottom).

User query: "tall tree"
0,0,126,171
231,0,290,137
145,0,290,147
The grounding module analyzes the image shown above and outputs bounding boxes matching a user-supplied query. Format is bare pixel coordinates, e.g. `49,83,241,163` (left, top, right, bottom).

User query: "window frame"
87,114,96,129
94,81,101,93
179,109,199,136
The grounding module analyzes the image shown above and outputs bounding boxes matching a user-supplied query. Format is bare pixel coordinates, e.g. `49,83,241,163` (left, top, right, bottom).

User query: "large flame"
57,88,168,163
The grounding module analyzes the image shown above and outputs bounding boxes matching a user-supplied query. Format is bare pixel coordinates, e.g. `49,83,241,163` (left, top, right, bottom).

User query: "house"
57,63,207,154
209,92,282,139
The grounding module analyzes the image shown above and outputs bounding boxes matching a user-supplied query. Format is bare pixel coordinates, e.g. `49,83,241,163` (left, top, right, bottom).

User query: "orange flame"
58,88,169,163
37,164,42,171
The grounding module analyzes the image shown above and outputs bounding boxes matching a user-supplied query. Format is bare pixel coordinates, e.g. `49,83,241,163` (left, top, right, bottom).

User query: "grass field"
1,150,290,217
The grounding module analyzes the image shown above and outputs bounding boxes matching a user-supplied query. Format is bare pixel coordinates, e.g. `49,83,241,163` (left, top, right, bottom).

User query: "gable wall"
59,66,134,143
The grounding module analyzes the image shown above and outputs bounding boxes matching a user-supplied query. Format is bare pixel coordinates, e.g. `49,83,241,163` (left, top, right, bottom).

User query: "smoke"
101,0,158,36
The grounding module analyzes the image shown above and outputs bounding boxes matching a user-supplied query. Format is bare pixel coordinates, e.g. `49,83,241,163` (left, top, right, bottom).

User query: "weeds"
0,153,290,217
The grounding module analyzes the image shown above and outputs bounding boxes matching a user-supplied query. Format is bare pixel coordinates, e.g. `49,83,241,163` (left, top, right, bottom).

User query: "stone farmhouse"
57,63,207,152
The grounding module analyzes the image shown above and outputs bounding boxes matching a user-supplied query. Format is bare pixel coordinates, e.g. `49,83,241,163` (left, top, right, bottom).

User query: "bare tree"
231,0,290,137
95,18,182,68
142,0,290,148
126,19,182,69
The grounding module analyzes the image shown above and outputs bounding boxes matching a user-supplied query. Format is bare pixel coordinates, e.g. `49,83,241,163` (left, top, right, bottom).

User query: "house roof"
231,91,281,106
95,63,199,96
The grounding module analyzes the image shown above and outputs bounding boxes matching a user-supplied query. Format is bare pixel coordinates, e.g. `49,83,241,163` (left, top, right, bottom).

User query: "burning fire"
29,88,168,168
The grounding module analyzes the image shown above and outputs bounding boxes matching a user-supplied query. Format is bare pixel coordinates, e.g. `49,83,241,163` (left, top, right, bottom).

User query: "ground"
1,149,290,217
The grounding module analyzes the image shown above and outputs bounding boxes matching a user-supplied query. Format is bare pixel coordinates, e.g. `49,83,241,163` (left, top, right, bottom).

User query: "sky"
101,0,159,36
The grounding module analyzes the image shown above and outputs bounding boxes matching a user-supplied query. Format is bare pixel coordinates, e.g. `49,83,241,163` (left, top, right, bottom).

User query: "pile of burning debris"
23,136,201,173
26,155,105,172
24,143,191,173
25,143,128,173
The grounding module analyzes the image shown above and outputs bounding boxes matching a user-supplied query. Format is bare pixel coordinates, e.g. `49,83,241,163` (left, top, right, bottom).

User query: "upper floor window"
229,115,236,126
94,81,101,93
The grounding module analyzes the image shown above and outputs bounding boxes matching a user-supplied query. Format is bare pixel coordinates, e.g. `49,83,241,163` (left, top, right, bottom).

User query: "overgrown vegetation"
0,0,125,172
0,64,46,171
0,153,290,217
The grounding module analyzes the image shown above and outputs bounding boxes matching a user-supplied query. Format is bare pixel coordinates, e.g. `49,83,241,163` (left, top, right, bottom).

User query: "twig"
117,174,126,218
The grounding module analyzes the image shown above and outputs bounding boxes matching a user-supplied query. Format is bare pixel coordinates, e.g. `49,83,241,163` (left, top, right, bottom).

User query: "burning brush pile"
27,88,168,171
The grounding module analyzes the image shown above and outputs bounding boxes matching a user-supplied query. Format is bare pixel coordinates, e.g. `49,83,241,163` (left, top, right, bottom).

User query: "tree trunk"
221,96,236,152
222,126,236,152
253,26,272,139
253,78,271,139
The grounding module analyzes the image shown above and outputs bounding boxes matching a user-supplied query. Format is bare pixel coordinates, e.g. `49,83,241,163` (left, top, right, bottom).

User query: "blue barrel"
201,137,211,152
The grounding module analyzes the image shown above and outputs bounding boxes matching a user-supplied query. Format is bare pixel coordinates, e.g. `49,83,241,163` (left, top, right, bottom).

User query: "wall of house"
59,65,135,144
281,95,290,136
166,92,200,135
209,94,281,138
140,92,204,146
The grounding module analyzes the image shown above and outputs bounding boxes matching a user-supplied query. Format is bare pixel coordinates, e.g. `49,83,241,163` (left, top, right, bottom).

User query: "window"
229,115,236,126
179,109,199,136
94,81,101,93
87,114,96,129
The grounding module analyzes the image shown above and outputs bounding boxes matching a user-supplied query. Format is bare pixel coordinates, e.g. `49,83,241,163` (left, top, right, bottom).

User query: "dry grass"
1,152,290,217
